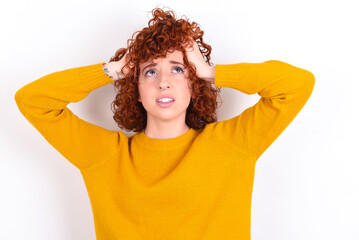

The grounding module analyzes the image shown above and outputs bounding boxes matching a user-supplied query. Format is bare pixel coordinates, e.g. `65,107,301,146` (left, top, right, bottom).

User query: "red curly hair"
109,7,222,132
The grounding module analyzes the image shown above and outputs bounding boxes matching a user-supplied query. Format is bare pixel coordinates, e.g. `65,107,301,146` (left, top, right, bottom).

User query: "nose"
158,73,171,91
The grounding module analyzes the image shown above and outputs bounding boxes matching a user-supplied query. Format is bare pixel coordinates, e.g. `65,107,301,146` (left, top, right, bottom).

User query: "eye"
173,66,184,73
144,69,156,77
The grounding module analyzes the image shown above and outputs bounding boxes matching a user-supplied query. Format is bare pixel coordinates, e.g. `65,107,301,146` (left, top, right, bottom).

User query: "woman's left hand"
184,39,215,83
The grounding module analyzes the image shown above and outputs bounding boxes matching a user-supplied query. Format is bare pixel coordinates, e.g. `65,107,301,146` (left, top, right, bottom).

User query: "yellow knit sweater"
15,60,315,239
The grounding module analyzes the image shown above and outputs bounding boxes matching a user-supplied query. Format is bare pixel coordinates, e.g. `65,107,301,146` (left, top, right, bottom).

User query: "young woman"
15,7,315,240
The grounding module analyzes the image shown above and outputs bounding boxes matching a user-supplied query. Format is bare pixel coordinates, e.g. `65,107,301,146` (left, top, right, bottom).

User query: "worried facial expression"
138,50,195,123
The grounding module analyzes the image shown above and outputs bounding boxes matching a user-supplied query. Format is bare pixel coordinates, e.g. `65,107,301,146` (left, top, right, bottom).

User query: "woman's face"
138,50,194,124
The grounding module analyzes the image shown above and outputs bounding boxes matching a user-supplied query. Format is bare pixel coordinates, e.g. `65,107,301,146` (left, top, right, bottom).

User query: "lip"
156,94,176,102
156,100,175,108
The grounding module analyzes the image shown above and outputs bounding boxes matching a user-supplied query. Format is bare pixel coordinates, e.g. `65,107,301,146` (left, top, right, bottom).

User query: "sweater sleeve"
211,60,315,162
14,62,122,171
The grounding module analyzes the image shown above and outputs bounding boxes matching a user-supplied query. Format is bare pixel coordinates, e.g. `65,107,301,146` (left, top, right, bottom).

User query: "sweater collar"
132,128,198,151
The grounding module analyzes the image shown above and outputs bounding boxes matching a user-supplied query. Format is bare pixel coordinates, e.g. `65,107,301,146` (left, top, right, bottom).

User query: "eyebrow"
142,60,185,73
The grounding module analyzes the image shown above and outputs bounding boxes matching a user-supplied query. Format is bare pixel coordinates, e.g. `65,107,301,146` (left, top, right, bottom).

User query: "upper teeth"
158,98,174,103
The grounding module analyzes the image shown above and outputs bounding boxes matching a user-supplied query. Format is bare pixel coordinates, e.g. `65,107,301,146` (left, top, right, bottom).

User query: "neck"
144,116,190,139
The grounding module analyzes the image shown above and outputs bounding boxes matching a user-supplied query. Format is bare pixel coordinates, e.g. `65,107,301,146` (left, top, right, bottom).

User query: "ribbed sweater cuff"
214,64,240,87
79,62,114,90
214,63,253,94
213,61,280,95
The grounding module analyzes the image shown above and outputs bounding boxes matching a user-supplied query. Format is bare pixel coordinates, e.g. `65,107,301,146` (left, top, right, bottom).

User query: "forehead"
140,50,184,67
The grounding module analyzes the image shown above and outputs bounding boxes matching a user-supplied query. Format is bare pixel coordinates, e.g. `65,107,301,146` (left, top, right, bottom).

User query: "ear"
191,91,196,99
188,81,195,99
138,96,142,102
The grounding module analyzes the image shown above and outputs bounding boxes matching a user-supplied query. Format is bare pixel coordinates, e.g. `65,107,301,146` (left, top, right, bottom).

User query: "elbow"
274,60,316,90
300,70,315,98
305,70,315,92
14,88,26,104
14,89,24,105
14,87,30,110
14,90,24,113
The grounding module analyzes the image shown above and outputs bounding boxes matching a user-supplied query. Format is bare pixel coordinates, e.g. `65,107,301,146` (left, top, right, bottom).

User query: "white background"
1,0,358,239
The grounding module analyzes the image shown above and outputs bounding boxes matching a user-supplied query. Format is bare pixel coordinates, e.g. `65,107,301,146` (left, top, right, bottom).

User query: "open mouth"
156,100,175,108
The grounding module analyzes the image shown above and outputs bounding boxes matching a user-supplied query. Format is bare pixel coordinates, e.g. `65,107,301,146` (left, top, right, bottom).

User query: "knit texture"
15,60,315,239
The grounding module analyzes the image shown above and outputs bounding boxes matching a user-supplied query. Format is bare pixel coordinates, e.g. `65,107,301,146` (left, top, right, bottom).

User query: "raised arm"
14,62,126,171
210,60,315,162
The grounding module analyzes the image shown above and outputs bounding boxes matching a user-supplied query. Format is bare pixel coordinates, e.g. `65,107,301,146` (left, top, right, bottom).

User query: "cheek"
138,84,153,103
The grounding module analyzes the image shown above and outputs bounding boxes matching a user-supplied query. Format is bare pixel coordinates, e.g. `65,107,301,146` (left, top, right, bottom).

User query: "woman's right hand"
102,49,131,80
